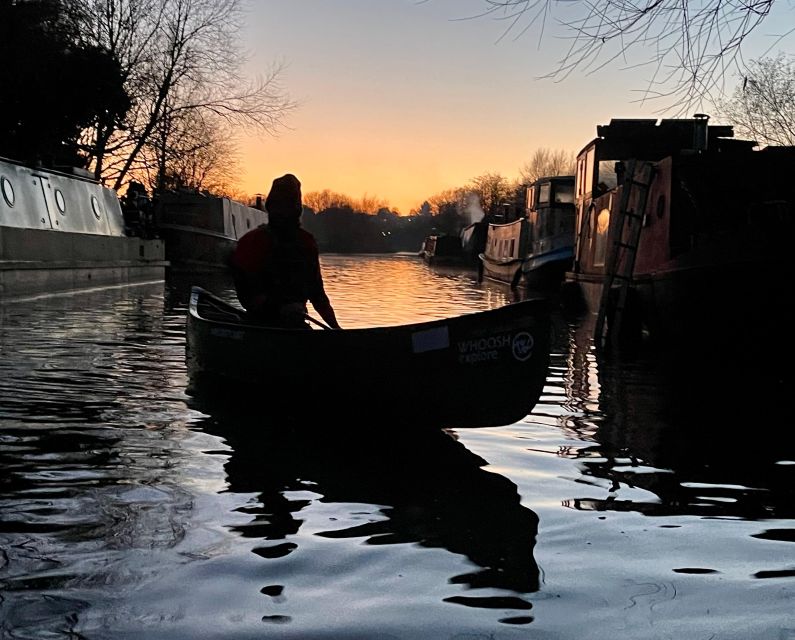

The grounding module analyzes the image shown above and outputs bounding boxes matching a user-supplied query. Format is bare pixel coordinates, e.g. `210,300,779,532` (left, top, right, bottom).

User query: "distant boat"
0,156,167,299
562,115,795,351
152,190,268,272
420,233,465,265
478,175,576,291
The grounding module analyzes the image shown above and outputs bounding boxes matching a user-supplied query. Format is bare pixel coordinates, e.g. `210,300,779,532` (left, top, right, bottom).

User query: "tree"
153,111,241,194
717,54,795,146
69,0,296,191
465,1,785,111
0,1,129,167
468,172,513,217
519,148,576,184
304,190,353,214
354,194,391,216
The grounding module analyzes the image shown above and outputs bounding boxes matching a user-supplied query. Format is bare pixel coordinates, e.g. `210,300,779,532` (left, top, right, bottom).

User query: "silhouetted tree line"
297,156,580,253
301,206,439,254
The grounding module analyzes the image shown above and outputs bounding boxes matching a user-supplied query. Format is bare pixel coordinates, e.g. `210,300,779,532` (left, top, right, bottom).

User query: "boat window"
1,176,14,207
246,218,251,229
585,148,595,194
576,156,587,198
55,189,66,214
597,161,618,191
656,194,666,219
554,182,574,204
90,195,102,219
526,186,535,209
594,208,610,266
509,238,515,257
539,183,551,204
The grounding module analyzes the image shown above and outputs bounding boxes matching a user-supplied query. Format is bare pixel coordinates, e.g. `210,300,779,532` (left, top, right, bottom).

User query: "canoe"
185,286,551,428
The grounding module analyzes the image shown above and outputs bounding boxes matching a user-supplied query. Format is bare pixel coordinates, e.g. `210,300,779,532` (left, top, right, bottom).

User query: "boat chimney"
693,113,709,152
255,193,263,210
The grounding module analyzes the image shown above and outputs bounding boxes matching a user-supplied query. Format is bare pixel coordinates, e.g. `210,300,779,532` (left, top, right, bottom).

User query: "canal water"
1,254,792,639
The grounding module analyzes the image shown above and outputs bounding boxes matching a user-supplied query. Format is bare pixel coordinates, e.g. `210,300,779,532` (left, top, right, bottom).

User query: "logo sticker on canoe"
511,331,535,361
456,331,534,364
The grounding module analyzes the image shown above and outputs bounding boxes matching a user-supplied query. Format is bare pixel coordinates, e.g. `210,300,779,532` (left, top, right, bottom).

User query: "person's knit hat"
265,174,302,218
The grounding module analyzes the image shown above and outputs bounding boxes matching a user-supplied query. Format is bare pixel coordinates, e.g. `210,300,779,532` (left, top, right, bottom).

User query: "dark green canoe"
186,286,551,429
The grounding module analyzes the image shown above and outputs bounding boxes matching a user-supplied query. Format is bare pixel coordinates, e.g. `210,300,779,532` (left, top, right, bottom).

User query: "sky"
238,0,794,214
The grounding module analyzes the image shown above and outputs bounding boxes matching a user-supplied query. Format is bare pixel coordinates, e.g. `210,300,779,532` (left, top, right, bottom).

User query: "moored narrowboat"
479,175,575,291
0,156,167,299
562,115,795,352
153,190,268,272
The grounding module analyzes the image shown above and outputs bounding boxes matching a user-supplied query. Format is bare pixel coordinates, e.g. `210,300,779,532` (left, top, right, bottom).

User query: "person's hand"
279,302,308,325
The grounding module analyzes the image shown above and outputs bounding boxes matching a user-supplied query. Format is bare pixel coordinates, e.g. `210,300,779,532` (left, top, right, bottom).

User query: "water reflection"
197,414,540,610
2,256,791,638
561,320,795,519
0,283,206,638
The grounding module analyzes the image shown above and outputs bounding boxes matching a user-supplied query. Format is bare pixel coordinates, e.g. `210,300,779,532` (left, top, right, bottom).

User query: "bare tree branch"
458,1,788,113
519,147,576,184
70,0,297,192
716,53,795,145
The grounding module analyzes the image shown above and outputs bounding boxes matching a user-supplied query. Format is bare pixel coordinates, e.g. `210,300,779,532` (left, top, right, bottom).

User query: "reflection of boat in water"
0,156,167,299
196,415,540,606
153,189,267,272
561,317,794,519
186,286,551,429
479,176,575,291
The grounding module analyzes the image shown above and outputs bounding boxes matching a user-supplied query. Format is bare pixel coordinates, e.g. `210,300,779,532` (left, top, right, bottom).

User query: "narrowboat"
562,115,795,351
153,190,268,272
478,175,575,291
0,156,167,299
420,233,465,265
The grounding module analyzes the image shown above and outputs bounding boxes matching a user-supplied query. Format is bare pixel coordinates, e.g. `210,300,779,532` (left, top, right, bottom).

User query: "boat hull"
186,287,552,428
0,157,167,299
157,225,236,272
479,253,522,287
0,226,166,298
153,191,267,271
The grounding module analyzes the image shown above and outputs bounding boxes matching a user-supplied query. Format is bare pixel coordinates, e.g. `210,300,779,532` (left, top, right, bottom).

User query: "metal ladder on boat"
593,159,655,349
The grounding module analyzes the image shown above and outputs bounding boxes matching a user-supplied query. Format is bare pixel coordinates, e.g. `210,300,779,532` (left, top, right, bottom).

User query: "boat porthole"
1,176,14,207
55,189,66,214
91,195,102,219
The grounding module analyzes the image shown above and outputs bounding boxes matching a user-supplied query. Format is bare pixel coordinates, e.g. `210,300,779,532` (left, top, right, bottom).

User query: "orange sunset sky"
237,1,793,214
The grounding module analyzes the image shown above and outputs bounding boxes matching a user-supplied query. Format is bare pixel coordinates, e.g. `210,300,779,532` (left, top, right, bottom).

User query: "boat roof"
531,175,575,186
576,117,747,160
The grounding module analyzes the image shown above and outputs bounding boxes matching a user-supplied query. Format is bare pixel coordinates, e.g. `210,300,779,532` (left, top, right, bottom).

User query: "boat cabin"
479,175,575,288
524,175,575,264
569,115,780,279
